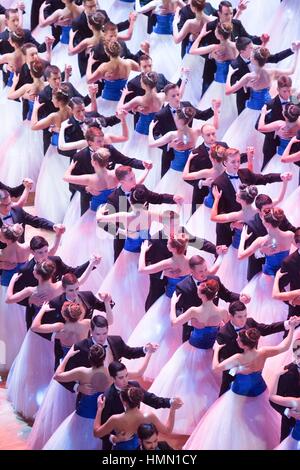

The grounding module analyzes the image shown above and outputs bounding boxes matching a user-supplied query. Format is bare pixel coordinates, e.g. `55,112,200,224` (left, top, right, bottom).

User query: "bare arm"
271,179,289,206
31,302,63,333
13,180,33,208
212,344,242,372
63,161,93,186
31,100,54,131
135,0,157,14
170,293,195,326
271,49,299,79
68,29,89,55
210,186,243,223
106,113,129,144
53,346,82,382
127,351,153,378
48,230,64,256
138,242,173,274
39,3,62,27
272,269,300,301
261,324,296,358
238,226,264,260
77,256,101,286
225,73,250,95
58,120,87,151
182,153,212,180
281,136,300,164
148,121,173,147
5,274,34,304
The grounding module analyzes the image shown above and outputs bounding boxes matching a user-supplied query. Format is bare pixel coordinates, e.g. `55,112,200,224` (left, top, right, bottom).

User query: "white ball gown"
43,392,102,450
7,305,55,420
275,420,300,450
222,88,271,172
262,137,299,201
35,132,71,223
185,189,217,244
184,370,280,450
27,378,77,450
180,41,204,107
142,326,221,435
50,26,82,87
98,230,150,341
281,185,300,227
240,0,280,36
242,251,290,346
122,112,162,190
57,189,115,293
0,266,26,374
1,100,44,189
124,276,187,381
198,60,238,139
149,13,181,82
0,77,23,151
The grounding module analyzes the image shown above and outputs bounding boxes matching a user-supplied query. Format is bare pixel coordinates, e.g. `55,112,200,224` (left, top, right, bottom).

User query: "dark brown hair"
120,386,144,409
198,279,220,301
238,328,260,349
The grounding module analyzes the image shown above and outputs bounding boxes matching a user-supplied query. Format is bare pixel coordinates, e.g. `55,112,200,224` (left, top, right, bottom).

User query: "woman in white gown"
32,85,72,223
239,0,280,36
190,21,238,138
184,322,298,450
142,279,227,435
135,0,182,81
184,143,227,244
258,103,300,199
278,135,300,227
6,256,99,420
238,208,294,345
2,59,45,188
223,45,299,171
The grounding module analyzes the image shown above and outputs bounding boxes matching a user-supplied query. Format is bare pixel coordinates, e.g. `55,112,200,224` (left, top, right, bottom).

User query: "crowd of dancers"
0,0,300,451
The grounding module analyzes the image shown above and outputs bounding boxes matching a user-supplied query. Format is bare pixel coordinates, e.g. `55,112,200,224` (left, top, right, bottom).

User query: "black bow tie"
235,327,244,332
228,174,239,180
281,101,289,105
245,60,251,65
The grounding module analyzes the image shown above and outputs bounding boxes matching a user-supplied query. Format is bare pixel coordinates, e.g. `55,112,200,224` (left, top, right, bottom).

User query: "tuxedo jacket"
231,49,293,115
93,40,142,66
107,186,175,215
58,113,120,157
176,274,239,316
281,250,300,291
0,180,24,198
202,18,262,90
15,60,49,119
213,169,282,245
270,363,300,441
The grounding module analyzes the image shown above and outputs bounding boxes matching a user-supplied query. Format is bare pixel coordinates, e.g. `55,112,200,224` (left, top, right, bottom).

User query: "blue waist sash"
90,188,115,212
153,14,174,35
76,392,101,419
102,79,127,101
263,250,290,276
26,100,34,121
50,132,59,146
292,420,300,441
7,71,14,87
165,276,187,298
170,149,190,171
189,326,219,349
232,229,242,250
60,26,71,45
231,372,267,397
246,88,271,111
114,434,139,450
204,190,214,209
124,230,150,253
1,263,25,287
135,113,155,135
277,138,290,156
214,61,230,84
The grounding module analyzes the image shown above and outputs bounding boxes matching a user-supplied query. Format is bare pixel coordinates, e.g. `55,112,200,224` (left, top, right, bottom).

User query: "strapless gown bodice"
232,229,242,249
135,113,155,135
214,60,231,84
292,420,300,441
76,392,101,419
262,250,290,276
153,14,174,35
170,149,190,171
231,371,267,397
189,326,219,349
1,263,26,287
60,26,72,45
246,88,271,111
165,275,188,298
50,132,59,146
26,100,34,121
204,189,214,208
277,137,291,156
124,230,150,253
90,188,116,212
113,434,139,450
102,79,127,101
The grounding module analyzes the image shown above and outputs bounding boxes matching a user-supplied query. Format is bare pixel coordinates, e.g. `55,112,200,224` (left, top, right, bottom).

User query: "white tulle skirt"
43,411,102,450
185,203,217,244
262,153,299,201
275,434,300,450
0,286,26,373
184,388,280,450
62,191,81,229
35,144,71,223
216,246,248,294
57,208,114,292
0,92,23,152
199,80,238,139
7,330,54,420
27,379,77,450
142,343,220,435
281,186,300,227
241,0,280,35
179,54,204,107
124,294,182,381
222,107,265,172
150,33,182,82
99,249,149,341
51,43,82,88
242,273,289,346
2,122,44,188
122,130,162,191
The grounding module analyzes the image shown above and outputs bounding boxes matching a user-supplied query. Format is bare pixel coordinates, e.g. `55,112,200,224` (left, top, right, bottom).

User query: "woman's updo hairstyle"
253,47,270,67
168,233,189,255
130,184,150,206
238,328,261,349
217,22,233,40
1,223,24,243
263,207,285,228
88,10,105,31
61,301,82,323
198,279,220,301
284,103,300,123
176,106,196,125
238,184,258,204
88,344,106,368
120,386,144,409
35,260,56,281
141,71,158,90
92,147,111,168
30,59,45,79
210,143,227,163
53,84,70,105
191,0,206,13
105,39,121,58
